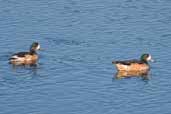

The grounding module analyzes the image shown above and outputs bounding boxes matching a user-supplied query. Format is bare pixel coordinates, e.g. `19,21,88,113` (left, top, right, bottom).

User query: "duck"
112,54,154,71
9,42,41,65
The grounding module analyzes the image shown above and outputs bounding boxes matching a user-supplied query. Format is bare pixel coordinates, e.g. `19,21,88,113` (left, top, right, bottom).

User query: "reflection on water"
114,70,150,80
10,63,38,75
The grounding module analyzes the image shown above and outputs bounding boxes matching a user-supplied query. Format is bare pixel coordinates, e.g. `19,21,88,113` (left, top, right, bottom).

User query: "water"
0,0,171,114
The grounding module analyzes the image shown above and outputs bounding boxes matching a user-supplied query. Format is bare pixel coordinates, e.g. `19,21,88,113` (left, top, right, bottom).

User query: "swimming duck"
9,42,41,65
112,54,154,71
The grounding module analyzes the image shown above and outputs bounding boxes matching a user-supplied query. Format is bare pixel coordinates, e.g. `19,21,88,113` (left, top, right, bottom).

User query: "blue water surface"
0,0,171,114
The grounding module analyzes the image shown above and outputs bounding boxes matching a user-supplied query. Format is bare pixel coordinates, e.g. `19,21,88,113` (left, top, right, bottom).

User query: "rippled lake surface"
0,0,171,114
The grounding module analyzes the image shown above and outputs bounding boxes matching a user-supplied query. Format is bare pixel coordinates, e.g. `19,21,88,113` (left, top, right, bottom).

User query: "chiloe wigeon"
112,54,154,71
9,42,41,65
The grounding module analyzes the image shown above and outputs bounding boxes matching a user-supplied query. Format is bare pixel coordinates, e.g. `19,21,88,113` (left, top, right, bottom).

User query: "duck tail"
112,61,119,64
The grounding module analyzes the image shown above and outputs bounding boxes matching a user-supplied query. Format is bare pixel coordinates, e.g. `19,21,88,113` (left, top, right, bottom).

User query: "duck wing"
9,52,30,60
112,59,144,65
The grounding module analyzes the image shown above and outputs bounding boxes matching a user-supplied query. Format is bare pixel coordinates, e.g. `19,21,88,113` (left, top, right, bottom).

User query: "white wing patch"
10,55,25,62
11,55,20,59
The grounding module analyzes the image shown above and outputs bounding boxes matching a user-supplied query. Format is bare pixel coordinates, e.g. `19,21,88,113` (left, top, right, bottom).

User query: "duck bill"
150,59,154,62
39,48,44,51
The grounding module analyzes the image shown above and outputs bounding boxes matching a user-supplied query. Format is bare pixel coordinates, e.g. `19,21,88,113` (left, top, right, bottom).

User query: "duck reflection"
115,70,150,80
10,63,38,75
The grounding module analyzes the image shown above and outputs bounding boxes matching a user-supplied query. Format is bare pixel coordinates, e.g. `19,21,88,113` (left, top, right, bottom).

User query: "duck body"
112,54,153,71
9,42,40,65
9,51,38,65
113,59,149,71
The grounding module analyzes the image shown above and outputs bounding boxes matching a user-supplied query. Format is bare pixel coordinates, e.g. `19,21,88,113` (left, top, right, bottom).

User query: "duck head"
30,42,40,52
140,54,154,63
